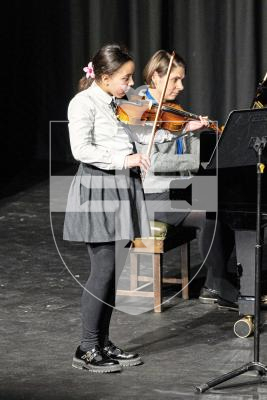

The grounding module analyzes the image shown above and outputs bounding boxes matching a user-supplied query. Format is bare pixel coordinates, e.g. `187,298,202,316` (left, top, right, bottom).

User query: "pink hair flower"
83,62,95,79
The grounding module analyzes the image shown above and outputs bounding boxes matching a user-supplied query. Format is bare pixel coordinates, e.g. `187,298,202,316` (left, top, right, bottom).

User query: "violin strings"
161,104,199,120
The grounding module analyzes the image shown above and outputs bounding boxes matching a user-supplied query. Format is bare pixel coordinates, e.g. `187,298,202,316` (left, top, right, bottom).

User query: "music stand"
195,108,267,393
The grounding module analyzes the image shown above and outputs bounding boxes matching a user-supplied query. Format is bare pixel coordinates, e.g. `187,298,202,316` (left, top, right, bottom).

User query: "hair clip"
83,62,95,79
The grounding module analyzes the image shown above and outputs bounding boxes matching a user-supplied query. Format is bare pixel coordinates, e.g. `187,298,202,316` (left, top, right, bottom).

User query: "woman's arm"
144,135,200,174
128,124,177,144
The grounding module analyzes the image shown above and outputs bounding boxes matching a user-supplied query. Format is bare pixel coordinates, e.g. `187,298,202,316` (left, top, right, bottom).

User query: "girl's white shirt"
68,81,175,170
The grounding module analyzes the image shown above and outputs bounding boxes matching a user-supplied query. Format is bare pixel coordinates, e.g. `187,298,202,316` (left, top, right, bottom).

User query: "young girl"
136,50,238,309
63,44,175,374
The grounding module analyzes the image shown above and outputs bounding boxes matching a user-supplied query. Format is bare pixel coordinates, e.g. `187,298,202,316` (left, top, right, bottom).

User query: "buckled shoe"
72,345,122,373
103,341,142,367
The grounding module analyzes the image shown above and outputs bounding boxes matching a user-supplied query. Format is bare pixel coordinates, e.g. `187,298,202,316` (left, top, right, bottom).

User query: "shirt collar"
90,81,114,104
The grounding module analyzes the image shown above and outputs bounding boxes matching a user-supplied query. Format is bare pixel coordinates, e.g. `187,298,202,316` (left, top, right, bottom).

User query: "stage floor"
1,164,267,400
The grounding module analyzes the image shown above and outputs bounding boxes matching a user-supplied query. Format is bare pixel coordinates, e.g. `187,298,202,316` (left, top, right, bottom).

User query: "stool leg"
181,243,190,300
154,254,162,312
130,253,139,290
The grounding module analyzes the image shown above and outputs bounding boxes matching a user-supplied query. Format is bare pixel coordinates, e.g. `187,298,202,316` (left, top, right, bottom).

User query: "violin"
116,99,222,134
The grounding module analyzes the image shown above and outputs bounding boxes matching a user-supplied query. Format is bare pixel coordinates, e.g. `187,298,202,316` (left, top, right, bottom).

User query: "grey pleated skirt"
63,163,151,243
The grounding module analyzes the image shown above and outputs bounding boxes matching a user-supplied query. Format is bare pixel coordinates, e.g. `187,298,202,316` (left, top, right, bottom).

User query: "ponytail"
78,76,95,92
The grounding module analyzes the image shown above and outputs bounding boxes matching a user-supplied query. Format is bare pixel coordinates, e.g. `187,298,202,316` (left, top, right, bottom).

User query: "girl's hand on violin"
125,153,151,172
184,116,209,133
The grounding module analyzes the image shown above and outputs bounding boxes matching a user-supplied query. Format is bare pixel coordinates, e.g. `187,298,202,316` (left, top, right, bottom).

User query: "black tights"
81,240,130,351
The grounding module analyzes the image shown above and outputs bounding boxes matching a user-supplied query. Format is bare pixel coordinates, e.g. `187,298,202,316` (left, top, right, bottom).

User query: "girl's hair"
78,43,133,92
143,50,186,87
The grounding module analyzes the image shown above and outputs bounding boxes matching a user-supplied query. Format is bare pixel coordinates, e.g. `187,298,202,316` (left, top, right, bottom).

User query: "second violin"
116,99,222,134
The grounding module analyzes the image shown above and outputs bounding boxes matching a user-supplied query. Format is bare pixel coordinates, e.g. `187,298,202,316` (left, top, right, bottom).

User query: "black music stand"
195,108,267,393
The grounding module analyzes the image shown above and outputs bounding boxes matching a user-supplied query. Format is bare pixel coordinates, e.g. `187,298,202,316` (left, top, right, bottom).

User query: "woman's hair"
143,50,186,87
78,43,133,92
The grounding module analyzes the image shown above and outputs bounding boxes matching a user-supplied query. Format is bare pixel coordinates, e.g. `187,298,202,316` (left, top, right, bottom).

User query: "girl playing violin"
136,50,238,309
63,44,179,374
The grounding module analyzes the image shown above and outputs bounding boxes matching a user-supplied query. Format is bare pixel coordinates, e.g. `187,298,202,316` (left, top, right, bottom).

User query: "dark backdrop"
5,0,267,167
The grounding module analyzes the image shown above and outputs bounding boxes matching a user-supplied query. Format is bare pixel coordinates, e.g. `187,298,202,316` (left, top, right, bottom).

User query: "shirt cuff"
111,151,129,170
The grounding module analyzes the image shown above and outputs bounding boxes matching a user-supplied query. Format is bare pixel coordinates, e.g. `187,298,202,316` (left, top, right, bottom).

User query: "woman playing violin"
135,50,238,309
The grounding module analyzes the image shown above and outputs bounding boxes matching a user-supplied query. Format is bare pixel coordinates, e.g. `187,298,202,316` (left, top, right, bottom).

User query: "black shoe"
217,297,238,311
72,345,122,373
103,341,142,367
261,295,267,305
199,287,219,304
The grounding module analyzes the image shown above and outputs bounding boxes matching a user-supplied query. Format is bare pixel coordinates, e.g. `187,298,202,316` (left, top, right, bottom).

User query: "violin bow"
141,51,176,180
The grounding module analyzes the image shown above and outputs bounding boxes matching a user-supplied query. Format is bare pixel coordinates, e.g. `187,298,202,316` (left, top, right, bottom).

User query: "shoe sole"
117,357,143,367
199,296,218,305
72,357,122,373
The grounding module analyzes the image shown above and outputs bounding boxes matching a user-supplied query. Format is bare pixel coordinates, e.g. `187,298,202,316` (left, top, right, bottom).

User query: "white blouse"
68,81,175,170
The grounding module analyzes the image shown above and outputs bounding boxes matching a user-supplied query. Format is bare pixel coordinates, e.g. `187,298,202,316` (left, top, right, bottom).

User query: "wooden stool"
117,221,196,312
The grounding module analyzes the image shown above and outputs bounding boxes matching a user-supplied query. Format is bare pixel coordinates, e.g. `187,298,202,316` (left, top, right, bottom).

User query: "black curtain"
5,0,267,165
